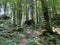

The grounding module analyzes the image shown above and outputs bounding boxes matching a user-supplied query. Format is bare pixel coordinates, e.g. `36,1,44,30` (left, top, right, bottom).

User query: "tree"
41,0,54,34
25,0,29,21
36,0,39,25
17,0,22,27
29,0,34,20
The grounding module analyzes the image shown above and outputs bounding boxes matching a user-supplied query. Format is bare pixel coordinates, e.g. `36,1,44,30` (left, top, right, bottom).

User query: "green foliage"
6,40,16,45
56,39,60,45
38,33,59,45
26,40,38,45
51,14,60,27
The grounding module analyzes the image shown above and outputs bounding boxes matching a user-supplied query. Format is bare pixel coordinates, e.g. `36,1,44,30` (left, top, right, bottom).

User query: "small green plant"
6,40,16,45
26,40,38,45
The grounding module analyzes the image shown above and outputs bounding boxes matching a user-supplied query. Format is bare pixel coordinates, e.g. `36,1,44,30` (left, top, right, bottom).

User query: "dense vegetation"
0,0,60,45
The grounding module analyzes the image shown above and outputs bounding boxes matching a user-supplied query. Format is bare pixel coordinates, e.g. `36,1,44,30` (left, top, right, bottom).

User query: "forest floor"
0,25,60,45
18,26,39,45
18,26,60,45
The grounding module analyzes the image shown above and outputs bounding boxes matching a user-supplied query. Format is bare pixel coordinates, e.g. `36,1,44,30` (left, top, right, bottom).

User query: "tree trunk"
36,0,39,24
26,0,29,21
13,3,16,26
29,0,34,20
41,0,53,34
17,1,22,27
4,3,7,15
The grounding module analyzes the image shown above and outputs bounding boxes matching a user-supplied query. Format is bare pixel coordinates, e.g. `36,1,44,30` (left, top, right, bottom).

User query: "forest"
0,0,60,45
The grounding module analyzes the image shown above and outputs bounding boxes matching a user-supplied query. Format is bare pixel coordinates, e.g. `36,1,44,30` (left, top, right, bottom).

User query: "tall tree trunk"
26,0,29,21
29,0,34,20
36,0,39,24
41,0,53,34
4,3,7,15
17,1,22,27
13,10,16,26
13,3,16,26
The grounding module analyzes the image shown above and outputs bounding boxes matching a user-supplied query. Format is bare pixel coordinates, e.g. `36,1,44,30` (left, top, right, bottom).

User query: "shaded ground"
18,26,60,45
0,25,60,45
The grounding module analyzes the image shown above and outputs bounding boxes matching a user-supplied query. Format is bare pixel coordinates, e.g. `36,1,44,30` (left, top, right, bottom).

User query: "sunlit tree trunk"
29,0,34,20
35,0,39,25
26,0,29,21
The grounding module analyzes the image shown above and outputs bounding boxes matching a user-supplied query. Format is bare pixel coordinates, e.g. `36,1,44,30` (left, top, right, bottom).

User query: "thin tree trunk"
13,10,16,26
13,3,16,26
36,0,39,24
4,3,7,15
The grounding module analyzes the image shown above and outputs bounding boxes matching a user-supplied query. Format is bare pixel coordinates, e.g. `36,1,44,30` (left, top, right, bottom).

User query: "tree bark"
36,0,39,24
17,1,22,27
41,0,53,34
13,3,16,26
26,0,29,21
